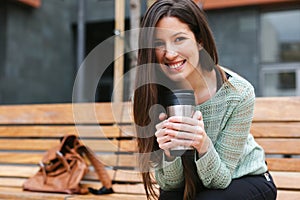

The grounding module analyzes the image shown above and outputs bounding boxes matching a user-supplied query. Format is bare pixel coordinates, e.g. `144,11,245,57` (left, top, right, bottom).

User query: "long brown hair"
133,1,224,199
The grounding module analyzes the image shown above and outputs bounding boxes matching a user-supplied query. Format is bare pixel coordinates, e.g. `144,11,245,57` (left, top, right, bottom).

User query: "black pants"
159,172,277,200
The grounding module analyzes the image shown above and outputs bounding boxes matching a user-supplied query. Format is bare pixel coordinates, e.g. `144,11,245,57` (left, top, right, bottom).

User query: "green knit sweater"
155,69,268,190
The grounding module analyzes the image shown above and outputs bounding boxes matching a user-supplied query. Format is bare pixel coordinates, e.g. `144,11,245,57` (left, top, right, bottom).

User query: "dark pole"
76,0,86,102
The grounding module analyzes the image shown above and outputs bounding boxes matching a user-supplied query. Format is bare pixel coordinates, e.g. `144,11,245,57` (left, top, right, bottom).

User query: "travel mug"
164,90,195,156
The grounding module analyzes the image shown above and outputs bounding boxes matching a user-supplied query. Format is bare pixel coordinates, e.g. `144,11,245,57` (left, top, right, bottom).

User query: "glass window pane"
263,71,297,96
261,10,300,63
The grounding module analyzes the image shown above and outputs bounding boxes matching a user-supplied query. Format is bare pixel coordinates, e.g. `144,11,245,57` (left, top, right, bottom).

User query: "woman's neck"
186,68,217,105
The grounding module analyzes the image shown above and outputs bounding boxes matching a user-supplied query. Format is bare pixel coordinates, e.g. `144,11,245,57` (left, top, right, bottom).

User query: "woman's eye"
175,37,186,42
154,41,165,48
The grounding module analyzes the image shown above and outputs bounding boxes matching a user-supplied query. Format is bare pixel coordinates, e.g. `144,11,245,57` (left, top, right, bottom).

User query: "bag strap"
76,142,113,189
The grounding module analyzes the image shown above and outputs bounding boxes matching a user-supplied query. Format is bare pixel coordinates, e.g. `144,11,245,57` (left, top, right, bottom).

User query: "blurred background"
0,0,299,105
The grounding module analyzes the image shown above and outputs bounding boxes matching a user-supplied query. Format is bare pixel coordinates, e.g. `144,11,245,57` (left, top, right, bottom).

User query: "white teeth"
168,61,184,69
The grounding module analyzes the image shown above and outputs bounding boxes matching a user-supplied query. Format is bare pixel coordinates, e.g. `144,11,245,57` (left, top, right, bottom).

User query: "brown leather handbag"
23,134,113,194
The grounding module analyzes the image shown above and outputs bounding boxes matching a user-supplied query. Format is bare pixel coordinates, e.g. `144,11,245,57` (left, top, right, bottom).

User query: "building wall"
0,0,297,104
0,2,8,103
1,0,75,104
207,7,261,95
0,0,147,104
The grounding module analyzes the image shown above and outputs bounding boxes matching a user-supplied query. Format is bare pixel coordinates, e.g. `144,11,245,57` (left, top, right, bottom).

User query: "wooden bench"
251,97,300,200
0,102,146,200
0,97,299,199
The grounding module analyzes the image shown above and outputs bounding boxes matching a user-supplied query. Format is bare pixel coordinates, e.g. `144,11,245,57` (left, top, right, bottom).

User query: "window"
260,9,300,97
261,10,300,63
261,64,300,96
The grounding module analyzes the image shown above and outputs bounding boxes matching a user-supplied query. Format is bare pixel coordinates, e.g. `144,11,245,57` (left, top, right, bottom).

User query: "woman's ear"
198,43,203,50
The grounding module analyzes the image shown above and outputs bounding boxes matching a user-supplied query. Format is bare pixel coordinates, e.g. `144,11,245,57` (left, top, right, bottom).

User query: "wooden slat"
0,102,133,124
0,165,142,183
114,170,142,183
1,178,299,200
0,165,39,178
277,190,300,200
0,178,146,195
0,125,135,138
271,171,300,190
0,186,147,200
0,152,138,167
2,177,300,200
3,167,299,190
256,138,300,155
76,180,147,195
84,169,142,183
86,153,138,168
83,182,146,195
0,178,25,188
253,97,300,122
73,102,133,124
266,158,300,172
68,193,147,200
0,139,136,152
117,153,138,167
0,152,43,165
0,187,70,200
0,126,118,138
251,122,300,138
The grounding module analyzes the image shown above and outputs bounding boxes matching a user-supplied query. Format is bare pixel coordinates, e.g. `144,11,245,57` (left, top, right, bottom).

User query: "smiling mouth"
167,60,186,69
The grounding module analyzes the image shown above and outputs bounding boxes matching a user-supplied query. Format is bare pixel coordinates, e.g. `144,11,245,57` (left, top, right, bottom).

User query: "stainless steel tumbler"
164,90,195,156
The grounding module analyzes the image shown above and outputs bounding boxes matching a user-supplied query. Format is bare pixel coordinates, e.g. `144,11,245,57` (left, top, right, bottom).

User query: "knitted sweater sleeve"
155,155,184,190
195,84,255,189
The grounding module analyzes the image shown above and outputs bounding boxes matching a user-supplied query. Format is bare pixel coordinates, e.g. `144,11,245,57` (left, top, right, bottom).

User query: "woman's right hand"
155,113,174,159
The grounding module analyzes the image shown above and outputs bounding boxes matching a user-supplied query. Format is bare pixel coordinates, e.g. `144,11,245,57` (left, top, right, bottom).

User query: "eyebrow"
172,32,189,37
154,31,189,40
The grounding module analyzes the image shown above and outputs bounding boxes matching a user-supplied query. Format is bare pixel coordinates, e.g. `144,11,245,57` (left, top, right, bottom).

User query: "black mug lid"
164,89,195,106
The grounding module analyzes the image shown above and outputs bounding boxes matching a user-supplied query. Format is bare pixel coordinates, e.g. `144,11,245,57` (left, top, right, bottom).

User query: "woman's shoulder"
220,66,255,99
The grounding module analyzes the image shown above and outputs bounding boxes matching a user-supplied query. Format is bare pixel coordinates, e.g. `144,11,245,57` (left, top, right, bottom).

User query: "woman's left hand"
165,110,210,155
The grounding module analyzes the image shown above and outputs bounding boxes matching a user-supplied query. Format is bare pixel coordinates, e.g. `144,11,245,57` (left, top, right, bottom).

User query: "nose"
164,46,178,60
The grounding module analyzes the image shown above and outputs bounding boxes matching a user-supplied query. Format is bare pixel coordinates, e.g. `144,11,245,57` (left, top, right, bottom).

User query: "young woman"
133,0,277,200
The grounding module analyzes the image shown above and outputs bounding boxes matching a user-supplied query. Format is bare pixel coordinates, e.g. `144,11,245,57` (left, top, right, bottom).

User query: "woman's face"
154,16,200,83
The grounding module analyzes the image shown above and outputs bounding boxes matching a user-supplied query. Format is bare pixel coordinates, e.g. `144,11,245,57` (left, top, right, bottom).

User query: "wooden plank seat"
0,97,299,199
